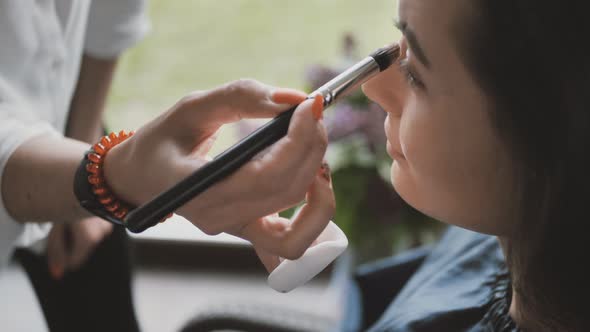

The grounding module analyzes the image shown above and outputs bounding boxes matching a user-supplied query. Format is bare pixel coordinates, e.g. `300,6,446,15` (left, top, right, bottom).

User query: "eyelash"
392,18,426,91
399,58,425,90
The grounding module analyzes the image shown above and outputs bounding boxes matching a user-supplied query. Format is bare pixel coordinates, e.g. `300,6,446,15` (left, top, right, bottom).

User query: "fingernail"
318,161,331,183
271,90,307,105
312,94,324,121
49,264,64,280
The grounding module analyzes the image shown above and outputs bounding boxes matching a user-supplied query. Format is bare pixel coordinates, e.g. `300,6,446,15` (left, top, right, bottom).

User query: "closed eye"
399,58,426,91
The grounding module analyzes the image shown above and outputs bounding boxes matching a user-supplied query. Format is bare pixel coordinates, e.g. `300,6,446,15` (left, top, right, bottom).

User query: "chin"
389,161,437,223
390,160,415,208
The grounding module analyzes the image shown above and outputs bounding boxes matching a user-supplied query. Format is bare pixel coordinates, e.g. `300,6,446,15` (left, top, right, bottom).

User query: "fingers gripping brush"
125,44,402,233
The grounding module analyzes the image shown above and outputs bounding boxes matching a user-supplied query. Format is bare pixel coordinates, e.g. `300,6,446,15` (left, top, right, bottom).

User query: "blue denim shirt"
339,226,518,332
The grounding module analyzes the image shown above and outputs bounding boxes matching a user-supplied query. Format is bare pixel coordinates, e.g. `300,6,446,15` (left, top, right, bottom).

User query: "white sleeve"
0,87,61,266
84,0,151,59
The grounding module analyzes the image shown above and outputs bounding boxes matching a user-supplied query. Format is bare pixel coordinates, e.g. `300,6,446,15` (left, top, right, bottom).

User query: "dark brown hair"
455,1,590,330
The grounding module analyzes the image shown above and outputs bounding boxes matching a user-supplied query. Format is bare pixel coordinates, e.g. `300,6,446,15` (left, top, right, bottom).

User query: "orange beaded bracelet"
77,130,172,226
85,130,135,220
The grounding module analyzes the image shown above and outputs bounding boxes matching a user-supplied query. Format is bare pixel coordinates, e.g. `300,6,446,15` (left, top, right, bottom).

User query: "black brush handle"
124,105,297,233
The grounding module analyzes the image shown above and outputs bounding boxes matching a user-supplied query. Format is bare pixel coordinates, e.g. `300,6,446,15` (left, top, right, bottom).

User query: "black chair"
179,247,431,332
179,301,338,332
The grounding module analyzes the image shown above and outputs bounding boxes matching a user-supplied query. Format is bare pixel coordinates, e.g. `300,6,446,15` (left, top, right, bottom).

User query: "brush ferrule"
311,56,380,107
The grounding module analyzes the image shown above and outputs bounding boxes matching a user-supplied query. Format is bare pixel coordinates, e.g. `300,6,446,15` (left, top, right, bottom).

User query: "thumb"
47,224,67,280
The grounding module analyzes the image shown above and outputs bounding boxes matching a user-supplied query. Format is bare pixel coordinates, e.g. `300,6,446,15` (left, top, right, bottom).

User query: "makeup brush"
125,44,401,233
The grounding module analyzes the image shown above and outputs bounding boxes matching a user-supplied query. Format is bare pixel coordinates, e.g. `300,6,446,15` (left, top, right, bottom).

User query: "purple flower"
325,100,387,151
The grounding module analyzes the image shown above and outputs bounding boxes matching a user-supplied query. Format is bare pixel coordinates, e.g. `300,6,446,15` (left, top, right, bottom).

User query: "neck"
507,287,527,329
497,236,530,330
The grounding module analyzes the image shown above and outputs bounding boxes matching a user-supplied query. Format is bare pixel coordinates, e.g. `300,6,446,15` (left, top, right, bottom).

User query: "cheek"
391,97,442,208
392,95,515,235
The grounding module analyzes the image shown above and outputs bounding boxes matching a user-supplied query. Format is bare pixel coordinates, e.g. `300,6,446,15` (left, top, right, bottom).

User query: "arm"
3,80,334,262
1,56,118,225
2,135,91,224
45,55,118,275
2,135,89,222
2,57,116,222
65,55,117,143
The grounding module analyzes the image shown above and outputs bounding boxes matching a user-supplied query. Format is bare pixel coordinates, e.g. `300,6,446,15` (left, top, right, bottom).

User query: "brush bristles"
370,44,401,72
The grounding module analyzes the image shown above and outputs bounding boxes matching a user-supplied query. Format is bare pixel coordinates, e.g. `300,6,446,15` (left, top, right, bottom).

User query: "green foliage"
106,0,397,134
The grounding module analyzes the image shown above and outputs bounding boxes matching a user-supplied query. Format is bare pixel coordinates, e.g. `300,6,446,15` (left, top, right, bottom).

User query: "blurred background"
1,1,444,331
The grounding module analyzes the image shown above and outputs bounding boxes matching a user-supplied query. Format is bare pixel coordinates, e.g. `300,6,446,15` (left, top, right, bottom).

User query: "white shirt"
0,0,149,268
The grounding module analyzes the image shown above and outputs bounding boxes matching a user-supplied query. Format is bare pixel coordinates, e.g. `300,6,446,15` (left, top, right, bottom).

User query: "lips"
384,118,406,161
387,141,406,161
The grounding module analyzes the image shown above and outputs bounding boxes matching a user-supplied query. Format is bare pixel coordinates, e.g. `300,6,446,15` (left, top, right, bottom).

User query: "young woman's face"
363,0,515,235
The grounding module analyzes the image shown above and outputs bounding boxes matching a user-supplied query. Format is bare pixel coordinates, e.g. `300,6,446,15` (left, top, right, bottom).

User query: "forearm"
2,55,118,224
2,135,91,223
66,55,118,143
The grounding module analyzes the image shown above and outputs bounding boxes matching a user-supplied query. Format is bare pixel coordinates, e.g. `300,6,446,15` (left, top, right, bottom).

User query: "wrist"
102,139,141,206
74,131,136,223
73,130,174,230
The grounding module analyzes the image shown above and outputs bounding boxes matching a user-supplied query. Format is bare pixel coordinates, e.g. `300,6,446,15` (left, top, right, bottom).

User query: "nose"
361,67,391,103
360,81,374,100
361,64,406,118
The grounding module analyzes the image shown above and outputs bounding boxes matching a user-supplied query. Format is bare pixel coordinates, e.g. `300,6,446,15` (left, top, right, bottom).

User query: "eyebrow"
394,19,431,69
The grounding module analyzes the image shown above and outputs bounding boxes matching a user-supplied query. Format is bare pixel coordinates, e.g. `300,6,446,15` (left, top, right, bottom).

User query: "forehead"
398,0,466,24
398,0,478,94
398,0,462,43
